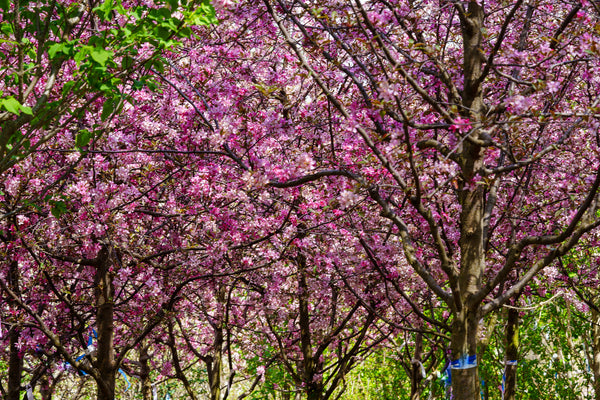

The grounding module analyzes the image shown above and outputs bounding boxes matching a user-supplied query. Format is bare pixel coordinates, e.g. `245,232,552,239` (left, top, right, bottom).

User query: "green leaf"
19,105,32,115
1,97,23,115
179,26,192,38
76,129,93,148
73,45,90,63
0,22,13,35
50,200,67,218
48,42,69,59
90,47,112,66
88,35,105,47
94,0,115,21
62,80,76,96
152,58,165,73
157,7,172,19
187,2,218,26
0,0,10,12
132,79,145,90
101,97,115,121
121,55,134,70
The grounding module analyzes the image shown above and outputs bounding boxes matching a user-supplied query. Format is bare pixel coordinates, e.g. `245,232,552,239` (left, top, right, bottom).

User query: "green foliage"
475,297,594,400
519,299,593,400
187,0,218,26
0,0,9,12
0,96,32,116
75,129,94,149
339,349,411,400
50,199,68,218
335,298,597,400
245,344,297,400
0,0,217,172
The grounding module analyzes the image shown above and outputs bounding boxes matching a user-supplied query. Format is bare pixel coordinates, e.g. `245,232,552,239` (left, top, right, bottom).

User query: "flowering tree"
252,1,600,398
241,223,388,400
4,1,600,400
0,1,222,398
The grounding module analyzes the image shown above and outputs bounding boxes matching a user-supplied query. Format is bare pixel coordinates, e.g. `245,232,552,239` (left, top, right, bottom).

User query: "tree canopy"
2,1,600,400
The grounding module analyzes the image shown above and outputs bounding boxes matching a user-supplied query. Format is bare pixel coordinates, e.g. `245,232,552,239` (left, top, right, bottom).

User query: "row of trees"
2,0,600,399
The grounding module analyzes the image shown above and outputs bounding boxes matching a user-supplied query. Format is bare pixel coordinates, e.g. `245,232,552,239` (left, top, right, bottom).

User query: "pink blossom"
449,117,471,133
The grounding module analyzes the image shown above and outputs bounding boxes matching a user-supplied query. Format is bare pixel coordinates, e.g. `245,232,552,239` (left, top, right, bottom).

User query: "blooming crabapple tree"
251,0,600,398
5,1,600,400
158,277,265,400
0,1,222,399
166,2,452,398
242,214,390,400
0,66,300,399
100,6,414,398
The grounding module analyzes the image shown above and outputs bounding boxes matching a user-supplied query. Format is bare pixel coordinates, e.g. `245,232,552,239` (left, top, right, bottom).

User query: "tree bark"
168,322,200,400
503,308,519,400
410,332,423,400
139,344,153,400
7,321,23,400
450,308,481,400
591,307,600,400
451,2,486,399
208,327,223,400
94,246,116,400
7,260,23,400
207,286,225,400
452,138,485,399
297,254,324,400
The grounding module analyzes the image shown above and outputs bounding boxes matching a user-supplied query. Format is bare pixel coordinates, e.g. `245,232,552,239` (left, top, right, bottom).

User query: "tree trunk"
208,327,223,400
452,2,487,397
7,260,23,400
39,374,52,400
139,344,153,400
591,307,600,400
94,246,116,400
297,254,324,400
7,321,23,400
410,332,423,400
306,389,323,400
170,334,200,400
451,309,481,400
452,136,485,400
39,370,62,400
503,308,519,400
207,286,226,400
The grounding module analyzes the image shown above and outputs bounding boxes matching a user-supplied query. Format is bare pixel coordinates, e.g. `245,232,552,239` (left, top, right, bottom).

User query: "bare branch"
269,169,360,188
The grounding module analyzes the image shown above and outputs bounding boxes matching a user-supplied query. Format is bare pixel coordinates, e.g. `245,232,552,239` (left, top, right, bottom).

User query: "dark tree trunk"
592,307,600,400
7,260,23,400
410,332,423,400
297,254,324,400
94,247,116,400
207,285,226,400
39,370,63,400
207,326,223,400
139,344,153,400
39,374,52,400
7,322,23,400
503,308,519,400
